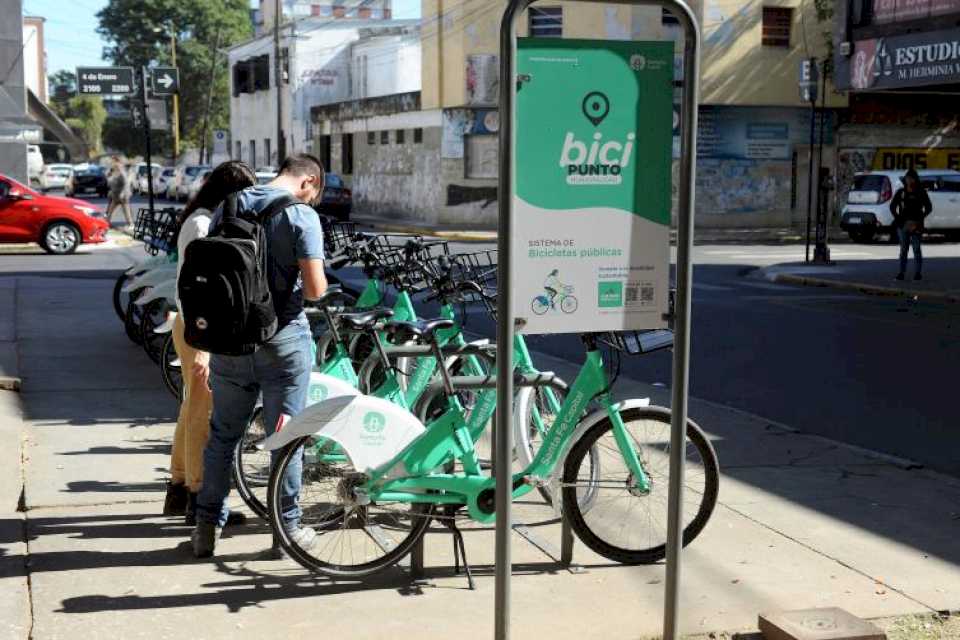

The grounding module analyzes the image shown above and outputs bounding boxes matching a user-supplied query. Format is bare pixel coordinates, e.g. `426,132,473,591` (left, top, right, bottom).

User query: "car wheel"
849,229,876,244
40,222,81,255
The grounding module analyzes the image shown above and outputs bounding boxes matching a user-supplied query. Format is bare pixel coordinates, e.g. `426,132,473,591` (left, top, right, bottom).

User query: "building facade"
832,0,960,204
22,16,46,103
253,0,393,35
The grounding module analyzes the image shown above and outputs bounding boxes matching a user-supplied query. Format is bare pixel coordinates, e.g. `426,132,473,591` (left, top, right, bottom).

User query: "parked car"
314,172,352,221
26,144,44,187
186,169,212,202
255,169,277,185
64,164,108,198
153,167,176,195
0,174,109,254
173,165,211,201
39,163,73,191
131,163,153,195
841,169,960,243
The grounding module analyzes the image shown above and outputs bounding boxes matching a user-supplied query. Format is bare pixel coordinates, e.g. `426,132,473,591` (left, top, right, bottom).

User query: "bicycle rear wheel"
160,333,182,402
267,435,433,577
124,289,146,345
113,271,138,322
139,299,169,364
561,406,718,564
232,407,269,519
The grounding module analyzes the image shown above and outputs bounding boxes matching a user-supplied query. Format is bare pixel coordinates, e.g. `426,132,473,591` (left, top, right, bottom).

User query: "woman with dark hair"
164,160,256,524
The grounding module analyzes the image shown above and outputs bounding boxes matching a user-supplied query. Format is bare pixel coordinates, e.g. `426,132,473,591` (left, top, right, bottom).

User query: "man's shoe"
163,482,188,516
191,522,221,558
895,272,905,281
288,526,317,551
914,273,923,281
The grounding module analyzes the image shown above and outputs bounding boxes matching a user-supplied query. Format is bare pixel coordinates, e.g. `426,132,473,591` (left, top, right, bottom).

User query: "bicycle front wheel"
232,407,270,519
160,333,183,402
561,406,719,564
268,435,433,577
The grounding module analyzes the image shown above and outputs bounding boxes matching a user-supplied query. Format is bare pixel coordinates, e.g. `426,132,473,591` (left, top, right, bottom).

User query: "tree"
96,0,252,157
48,69,77,117
64,96,107,156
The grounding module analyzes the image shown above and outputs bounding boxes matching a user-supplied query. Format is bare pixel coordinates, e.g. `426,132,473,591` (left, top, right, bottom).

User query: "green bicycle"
263,323,719,577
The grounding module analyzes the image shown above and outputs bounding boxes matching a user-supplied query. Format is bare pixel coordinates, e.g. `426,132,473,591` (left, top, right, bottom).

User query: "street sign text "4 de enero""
76,66,136,96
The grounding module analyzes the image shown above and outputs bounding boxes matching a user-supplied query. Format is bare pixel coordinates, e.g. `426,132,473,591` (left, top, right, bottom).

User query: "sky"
26,0,423,79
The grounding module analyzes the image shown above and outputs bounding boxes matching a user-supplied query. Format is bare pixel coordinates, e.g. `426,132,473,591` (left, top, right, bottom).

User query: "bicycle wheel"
531,296,550,315
268,435,433,577
139,299,169,364
232,407,270,519
113,271,138,322
561,405,719,564
561,295,578,314
124,289,146,345
160,333,183,402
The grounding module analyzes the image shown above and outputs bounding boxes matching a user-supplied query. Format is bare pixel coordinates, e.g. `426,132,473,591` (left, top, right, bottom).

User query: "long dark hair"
179,160,256,224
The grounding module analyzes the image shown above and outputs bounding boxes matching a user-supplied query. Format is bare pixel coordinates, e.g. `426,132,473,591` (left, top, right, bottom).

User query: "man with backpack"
179,154,328,558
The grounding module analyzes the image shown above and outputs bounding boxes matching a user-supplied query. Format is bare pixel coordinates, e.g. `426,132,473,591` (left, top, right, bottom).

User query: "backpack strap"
221,192,240,223
257,194,304,222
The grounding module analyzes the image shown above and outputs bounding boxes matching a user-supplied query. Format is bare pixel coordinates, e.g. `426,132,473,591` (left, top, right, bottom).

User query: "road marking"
693,282,734,291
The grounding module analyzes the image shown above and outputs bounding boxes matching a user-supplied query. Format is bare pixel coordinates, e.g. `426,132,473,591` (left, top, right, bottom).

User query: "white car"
39,163,73,191
153,167,176,195
255,169,277,185
186,169,212,202
173,165,211,201
841,169,960,242
132,163,155,195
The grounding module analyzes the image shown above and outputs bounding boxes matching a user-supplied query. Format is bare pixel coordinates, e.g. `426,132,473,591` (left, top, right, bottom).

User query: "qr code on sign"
626,282,655,306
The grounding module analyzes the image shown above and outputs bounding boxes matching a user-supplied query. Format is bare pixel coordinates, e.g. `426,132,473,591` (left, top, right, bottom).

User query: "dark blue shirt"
214,185,325,328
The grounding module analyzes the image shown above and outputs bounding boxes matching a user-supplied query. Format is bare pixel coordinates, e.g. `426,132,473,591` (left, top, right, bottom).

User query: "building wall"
257,0,393,34
22,17,45,103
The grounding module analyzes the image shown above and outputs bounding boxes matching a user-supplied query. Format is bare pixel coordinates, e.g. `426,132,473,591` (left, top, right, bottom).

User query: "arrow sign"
150,66,179,96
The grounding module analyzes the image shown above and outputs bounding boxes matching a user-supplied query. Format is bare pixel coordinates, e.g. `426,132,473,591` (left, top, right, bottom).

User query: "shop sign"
850,28,960,90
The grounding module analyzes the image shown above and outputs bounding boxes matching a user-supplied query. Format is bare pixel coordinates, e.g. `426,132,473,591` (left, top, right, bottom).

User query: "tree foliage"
62,96,107,156
96,0,252,157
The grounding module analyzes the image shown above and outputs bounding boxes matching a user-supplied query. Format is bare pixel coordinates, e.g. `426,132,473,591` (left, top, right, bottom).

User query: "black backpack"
178,192,301,355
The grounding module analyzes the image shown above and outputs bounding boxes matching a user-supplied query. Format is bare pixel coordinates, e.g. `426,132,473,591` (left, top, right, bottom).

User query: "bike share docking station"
494,2,701,639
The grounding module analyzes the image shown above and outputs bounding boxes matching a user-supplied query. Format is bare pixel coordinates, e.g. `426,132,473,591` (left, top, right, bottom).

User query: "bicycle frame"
361,347,651,523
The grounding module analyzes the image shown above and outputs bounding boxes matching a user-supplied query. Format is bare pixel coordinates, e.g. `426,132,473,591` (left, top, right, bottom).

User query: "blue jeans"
197,318,313,530
899,227,923,275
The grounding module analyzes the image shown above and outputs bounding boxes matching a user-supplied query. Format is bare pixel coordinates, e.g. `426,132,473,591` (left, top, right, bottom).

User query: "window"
264,138,271,165
396,129,405,144
342,133,354,174
235,141,241,160
367,131,375,145
380,130,389,145
280,47,289,85
249,140,256,168
529,7,562,37
761,7,792,47
413,128,423,143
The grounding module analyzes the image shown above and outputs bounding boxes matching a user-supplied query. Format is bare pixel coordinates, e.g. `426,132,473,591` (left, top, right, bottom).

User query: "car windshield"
186,166,211,177
138,166,150,176
325,175,342,188
163,169,175,177
852,175,887,191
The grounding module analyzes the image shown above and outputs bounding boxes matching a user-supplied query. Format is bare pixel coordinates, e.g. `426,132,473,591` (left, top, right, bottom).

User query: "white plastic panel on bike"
121,264,178,292
135,278,177,306
259,374,361,452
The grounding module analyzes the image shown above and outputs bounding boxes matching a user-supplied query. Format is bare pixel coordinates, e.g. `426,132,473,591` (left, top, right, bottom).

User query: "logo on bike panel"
308,383,328,404
531,270,579,316
362,411,387,433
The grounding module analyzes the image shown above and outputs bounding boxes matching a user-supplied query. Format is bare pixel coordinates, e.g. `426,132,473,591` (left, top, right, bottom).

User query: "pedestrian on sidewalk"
190,154,327,558
164,161,257,525
105,157,133,228
890,169,932,281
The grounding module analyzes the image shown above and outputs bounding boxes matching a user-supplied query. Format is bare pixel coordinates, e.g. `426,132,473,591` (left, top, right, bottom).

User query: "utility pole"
140,67,156,216
170,31,180,164
199,25,223,165
274,0,285,164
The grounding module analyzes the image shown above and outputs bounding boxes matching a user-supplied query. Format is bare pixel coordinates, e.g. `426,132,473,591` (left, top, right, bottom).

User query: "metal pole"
663,2,699,638
141,67,155,216
274,0,286,163
496,4,534,638
805,82,816,263
171,32,180,164
814,63,829,263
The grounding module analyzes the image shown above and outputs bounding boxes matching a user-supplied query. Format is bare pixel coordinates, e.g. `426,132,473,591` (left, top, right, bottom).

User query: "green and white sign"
513,38,673,334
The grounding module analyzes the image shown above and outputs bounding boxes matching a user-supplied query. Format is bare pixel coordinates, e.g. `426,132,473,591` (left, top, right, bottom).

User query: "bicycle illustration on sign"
531,269,579,315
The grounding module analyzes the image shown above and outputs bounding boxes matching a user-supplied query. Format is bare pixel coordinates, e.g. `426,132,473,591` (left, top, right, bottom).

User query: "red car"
0,174,109,254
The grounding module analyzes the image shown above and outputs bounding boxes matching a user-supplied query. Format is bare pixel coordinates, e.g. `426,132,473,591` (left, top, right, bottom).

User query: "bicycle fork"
602,394,651,495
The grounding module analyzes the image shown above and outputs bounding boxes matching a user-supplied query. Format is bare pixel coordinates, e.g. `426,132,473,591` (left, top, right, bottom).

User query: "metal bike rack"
496,2,701,639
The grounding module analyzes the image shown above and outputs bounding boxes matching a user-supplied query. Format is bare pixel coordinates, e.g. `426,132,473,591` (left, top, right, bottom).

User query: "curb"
350,217,496,242
773,273,960,304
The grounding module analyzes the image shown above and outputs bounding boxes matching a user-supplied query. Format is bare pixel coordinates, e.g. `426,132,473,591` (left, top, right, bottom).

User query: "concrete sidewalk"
2,273,958,639
758,251,960,303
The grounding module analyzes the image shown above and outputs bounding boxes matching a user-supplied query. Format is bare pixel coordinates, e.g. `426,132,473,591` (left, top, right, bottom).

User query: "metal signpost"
497,2,700,639
76,66,136,96
799,58,819,263
139,68,157,217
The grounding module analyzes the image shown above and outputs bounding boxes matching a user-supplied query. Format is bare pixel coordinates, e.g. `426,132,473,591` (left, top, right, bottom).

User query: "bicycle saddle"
338,308,394,331
383,318,455,343
311,285,352,308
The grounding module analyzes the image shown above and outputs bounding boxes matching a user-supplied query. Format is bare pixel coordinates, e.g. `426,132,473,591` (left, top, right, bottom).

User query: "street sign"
76,66,136,96
799,57,819,103
146,99,169,131
512,39,674,335
213,129,228,156
150,66,180,95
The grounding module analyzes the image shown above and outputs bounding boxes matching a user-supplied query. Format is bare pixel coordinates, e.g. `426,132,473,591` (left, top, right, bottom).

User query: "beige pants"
106,196,133,226
169,315,212,492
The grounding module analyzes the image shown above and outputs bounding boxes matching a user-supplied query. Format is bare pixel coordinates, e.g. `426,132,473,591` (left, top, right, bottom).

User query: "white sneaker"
288,526,317,551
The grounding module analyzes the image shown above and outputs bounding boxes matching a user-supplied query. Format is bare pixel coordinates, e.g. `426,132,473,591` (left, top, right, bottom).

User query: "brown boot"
162,482,188,516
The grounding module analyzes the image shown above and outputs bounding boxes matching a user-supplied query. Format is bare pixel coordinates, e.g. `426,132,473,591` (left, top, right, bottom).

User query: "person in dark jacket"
890,169,932,281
